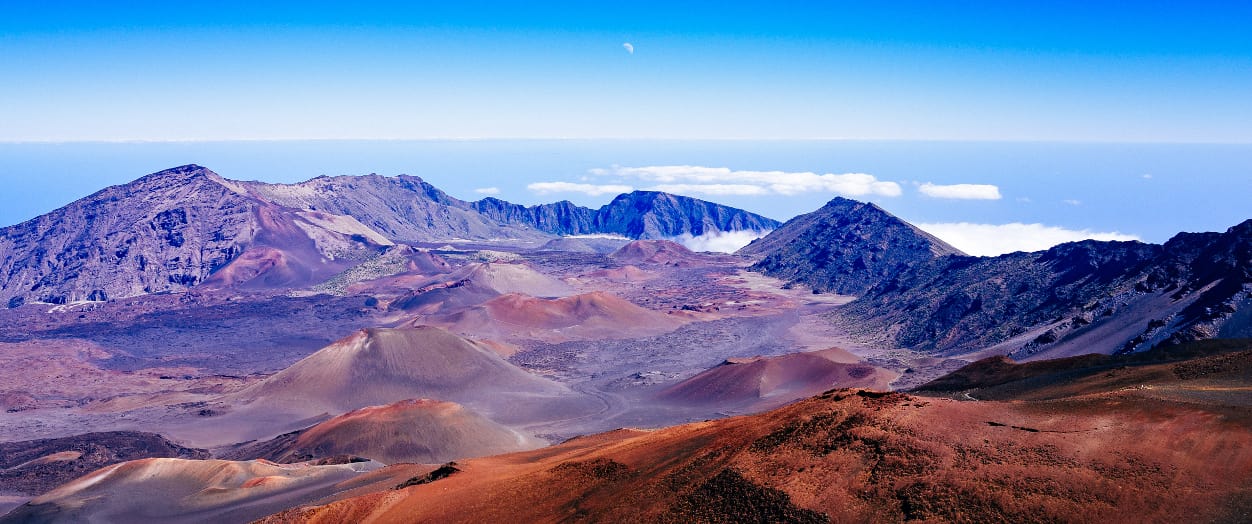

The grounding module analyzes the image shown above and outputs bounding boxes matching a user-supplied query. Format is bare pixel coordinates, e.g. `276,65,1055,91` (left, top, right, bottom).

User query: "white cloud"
918,182,1002,200
474,186,501,195
1142,174,1153,179
1063,199,1082,206
915,222,1141,257
623,42,634,54
591,165,901,197
669,230,771,253
527,181,634,196
563,233,631,240
647,183,770,196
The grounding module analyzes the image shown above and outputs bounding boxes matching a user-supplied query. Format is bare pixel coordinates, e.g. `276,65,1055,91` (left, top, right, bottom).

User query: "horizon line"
3,137,1252,146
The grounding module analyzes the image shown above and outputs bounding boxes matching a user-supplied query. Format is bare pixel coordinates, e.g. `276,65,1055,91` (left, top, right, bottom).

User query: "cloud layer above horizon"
918,182,1002,200
916,222,1141,257
527,181,634,196
594,165,903,197
525,165,905,198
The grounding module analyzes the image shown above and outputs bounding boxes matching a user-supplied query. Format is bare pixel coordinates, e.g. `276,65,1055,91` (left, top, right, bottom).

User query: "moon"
623,42,634,55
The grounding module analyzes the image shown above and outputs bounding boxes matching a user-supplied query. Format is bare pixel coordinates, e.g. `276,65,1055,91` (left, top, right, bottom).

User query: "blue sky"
3,1,1251,142
2,3,1251,255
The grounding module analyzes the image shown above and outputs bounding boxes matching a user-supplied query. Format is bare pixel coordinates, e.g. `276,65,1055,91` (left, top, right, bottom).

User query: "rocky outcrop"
739,197,963,295
0,165,402,304
0,166,260,304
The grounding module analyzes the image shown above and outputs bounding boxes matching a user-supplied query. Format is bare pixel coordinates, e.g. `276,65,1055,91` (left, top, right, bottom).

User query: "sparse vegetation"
395,462,461,489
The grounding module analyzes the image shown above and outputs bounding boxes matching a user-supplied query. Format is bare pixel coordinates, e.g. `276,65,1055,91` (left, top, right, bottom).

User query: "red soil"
263,389,1252,523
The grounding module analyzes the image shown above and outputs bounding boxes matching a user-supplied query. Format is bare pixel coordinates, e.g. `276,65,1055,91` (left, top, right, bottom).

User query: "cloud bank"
648,183,770,196
527,181,634,196
669,229,770,253
918,182,1002,200
591,165,902,197
473,186,501,195
915,222,1141,257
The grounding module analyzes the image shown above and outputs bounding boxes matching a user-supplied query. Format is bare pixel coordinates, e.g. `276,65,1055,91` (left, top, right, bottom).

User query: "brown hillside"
226,399,538,465
262,388,1252,523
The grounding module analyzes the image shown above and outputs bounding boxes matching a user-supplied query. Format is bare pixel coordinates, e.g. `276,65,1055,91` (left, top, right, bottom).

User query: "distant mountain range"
0,165,777,305
6,164,1250,361
474,191,781,238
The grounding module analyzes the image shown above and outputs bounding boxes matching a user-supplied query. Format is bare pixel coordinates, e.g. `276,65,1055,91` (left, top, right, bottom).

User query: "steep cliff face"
473,191,780,239
0,166,259,304
593,191,780,238
471,198,596,236
739,197,963,295
841,221,1252,358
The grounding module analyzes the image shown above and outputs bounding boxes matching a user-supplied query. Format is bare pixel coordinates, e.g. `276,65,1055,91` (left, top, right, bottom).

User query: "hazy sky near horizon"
3,1,1252,142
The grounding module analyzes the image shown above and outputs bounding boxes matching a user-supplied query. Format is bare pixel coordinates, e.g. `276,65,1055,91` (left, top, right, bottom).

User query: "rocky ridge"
841,220,1252,357
474,190,781,239
0,166,777,304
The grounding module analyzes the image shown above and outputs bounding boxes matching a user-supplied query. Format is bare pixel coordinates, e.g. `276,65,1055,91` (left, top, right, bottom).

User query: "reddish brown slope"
263,389,1252,523
197,326,597,444
387,262,574,315
224,399,538,465
609,240,713,266
658,348,897,410
2,458,409,524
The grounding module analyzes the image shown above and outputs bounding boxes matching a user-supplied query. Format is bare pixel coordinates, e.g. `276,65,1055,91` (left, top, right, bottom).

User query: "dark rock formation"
842,220,1252,357
0,431,208,496
739,197,962,295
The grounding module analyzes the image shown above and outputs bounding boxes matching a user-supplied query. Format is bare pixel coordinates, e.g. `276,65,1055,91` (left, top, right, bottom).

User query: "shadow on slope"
914,338,1252,403
218,399,539,465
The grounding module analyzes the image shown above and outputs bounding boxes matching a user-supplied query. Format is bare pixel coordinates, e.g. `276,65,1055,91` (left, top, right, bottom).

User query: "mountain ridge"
839,219,1252,358
0,165,775,304
473,190,781,239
